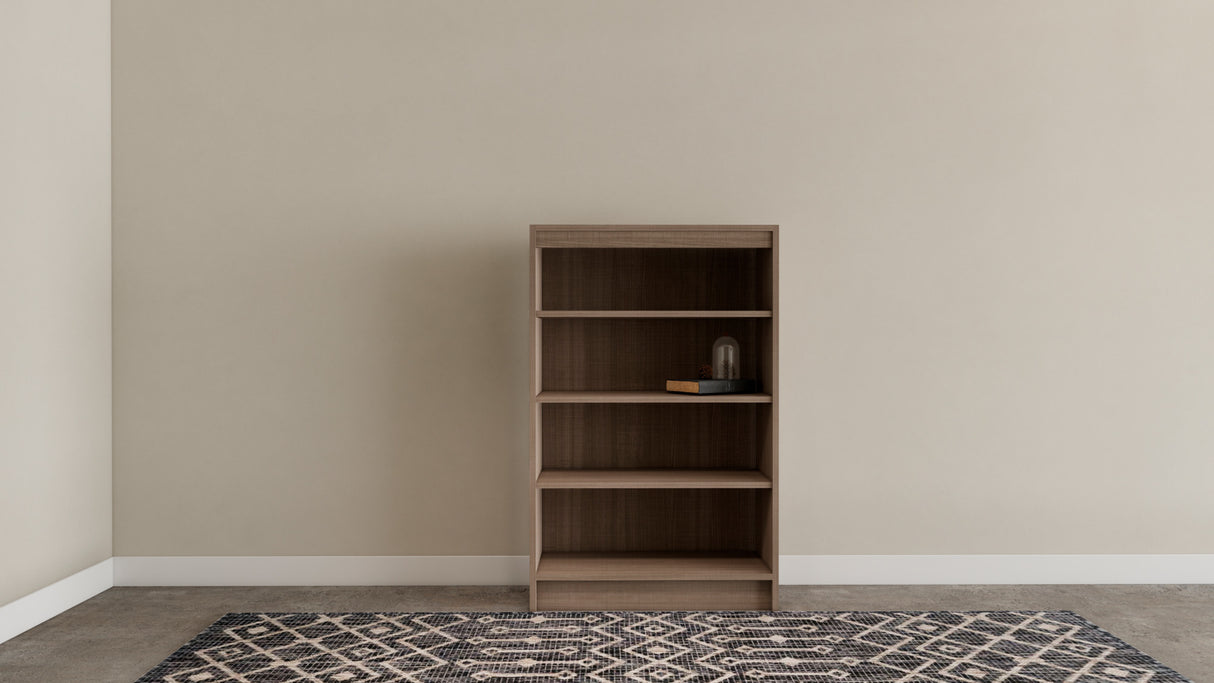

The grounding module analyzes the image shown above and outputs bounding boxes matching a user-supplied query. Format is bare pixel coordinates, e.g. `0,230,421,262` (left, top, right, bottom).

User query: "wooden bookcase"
529,225,779,610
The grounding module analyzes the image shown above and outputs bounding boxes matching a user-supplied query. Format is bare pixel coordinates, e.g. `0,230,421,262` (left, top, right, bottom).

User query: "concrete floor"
0,585,1208,682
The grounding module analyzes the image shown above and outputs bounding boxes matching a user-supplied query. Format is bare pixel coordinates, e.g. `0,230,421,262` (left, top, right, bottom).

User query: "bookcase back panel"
541,318,761,391
541,489,764,553
542,403,761,470
541,248,770,311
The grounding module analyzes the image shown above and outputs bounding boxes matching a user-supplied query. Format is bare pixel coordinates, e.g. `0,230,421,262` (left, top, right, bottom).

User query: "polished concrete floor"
0,585,1209,682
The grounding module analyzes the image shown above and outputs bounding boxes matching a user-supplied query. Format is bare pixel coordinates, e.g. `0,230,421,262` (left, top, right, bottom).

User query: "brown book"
665,379,757,395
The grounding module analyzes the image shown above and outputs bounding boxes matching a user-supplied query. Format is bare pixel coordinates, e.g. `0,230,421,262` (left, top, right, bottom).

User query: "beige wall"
113,1,1214,557
1,0,112,605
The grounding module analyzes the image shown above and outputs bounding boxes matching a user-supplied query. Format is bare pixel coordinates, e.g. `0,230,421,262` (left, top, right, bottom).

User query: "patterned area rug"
136,611,1191,682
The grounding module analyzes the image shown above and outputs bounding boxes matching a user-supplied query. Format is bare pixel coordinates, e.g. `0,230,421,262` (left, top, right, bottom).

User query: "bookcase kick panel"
530,225,779,610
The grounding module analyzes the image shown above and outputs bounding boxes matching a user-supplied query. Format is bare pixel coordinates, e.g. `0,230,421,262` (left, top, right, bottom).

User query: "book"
665,379,757,395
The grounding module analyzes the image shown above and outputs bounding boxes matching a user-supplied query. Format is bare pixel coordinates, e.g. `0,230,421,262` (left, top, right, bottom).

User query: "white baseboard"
780,554,1214,585
0,558,114,644
113,554,1214,587
113,556,530,587
7,554,1210,645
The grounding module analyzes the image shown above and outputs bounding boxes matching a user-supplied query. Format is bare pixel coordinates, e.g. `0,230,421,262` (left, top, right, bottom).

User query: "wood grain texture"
537,391,771,404
533,225,778,231
534,580,772,610
528,225,777,609
541,489,762,554
541,403,763,470
541,318,759,392
541,249,770,311
768,228,780,608
529,233,541,610
537,469,771,489
535,231,772,248
536,552,772,580
537,310,771,318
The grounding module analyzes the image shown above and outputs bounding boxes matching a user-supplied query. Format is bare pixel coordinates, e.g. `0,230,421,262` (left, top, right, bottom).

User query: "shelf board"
538,469,771,489
536,552,773,582
537,310,772,319
537,391,771,404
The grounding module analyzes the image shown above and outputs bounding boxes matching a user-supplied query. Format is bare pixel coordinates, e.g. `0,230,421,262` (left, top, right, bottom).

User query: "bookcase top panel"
533,226,775,249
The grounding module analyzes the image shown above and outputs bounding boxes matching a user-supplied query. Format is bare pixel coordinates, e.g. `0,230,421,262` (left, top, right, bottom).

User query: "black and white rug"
136,611,1190,682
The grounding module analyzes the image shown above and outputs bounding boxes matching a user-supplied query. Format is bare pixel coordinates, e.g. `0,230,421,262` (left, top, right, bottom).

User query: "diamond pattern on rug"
135,611,1191,682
